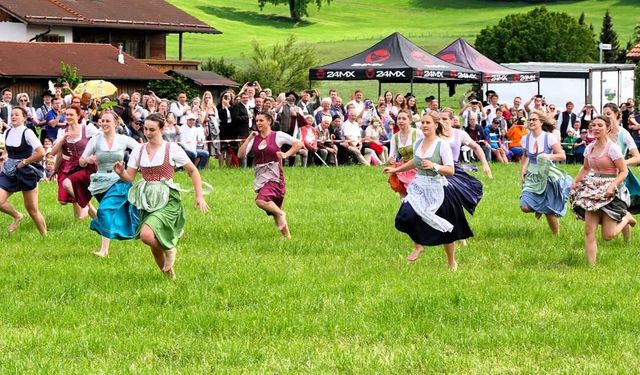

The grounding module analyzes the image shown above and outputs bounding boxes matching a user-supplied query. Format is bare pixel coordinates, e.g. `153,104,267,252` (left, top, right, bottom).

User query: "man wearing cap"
179,113,209,169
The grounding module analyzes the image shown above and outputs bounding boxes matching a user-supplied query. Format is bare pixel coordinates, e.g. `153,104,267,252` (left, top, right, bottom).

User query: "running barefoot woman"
238,112,303,238
79,111,140,257
570,115,636,265
114,113,210,278
384,113,466,269
0,107,47,235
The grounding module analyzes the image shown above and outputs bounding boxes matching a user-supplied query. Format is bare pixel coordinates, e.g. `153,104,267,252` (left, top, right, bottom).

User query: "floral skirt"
571,175,629,222
387,161,416,196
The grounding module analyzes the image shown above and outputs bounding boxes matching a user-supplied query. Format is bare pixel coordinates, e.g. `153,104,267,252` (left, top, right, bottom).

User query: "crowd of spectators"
1,82,639,174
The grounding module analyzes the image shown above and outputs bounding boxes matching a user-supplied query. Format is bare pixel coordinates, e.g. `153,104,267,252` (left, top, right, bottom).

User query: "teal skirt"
90,181,139,240
136,189,185,250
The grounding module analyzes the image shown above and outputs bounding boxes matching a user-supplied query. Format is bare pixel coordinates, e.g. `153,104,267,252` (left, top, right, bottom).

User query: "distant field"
167,0,639,65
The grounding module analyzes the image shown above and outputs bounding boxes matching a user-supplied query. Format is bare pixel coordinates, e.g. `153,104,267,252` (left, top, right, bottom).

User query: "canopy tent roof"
309,32,480,83
436,38,539,84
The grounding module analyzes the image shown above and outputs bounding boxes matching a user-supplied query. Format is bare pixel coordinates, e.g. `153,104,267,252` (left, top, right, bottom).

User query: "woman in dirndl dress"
519,110,572,234
602,102,640,240
570,115,636,265
114,113,210,279
238,112,304,239
387,110,420,198
440,108,492,210
79,111,140,257
0,107,47,235
384,112,470,269
51,105,99,219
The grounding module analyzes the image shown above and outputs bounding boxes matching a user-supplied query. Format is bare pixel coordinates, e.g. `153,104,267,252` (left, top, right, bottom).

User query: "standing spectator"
621,98,635,130
466,116,490,162
170,92,190,125
201,91,220,166
315,97,333,126
0,88,13,127
562,129,578,164
390,94,405,119
579,104,597,130
506,117,527,161
231,92,252,166
36,90,53,141
179,113,209,169
217,91,236,167
575,129,588,164
298,89,319,115
44,97,66,142
556,101,577,139
16,93,38,134
162,113,180,143
485,93,500,125
347,89,365,116
460,99,485,129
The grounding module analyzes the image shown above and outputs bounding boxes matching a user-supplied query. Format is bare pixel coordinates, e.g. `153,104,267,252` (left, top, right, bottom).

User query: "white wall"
0,22,73,42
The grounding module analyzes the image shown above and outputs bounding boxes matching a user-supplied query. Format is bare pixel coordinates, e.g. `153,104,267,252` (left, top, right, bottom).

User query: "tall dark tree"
258,0,332,23
599,10,620,63
475,7,597,63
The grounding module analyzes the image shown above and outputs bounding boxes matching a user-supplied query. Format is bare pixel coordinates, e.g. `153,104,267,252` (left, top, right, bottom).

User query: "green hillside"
167,0,638,65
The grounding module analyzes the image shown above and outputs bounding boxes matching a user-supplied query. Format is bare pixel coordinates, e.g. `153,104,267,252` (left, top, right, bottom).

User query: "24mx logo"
376,70,406,78
422,71,445,78
519,74,537,82
325,71,356,78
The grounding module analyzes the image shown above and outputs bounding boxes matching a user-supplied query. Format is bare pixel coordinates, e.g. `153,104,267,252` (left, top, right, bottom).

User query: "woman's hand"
422,159,434,170
248,131,258,140
382,166,396,174
113,161,125,176
520,171,526,184
276,151,287,160
483,164,493,179
85,155,97,165
195,197,209,213
604,184,616,199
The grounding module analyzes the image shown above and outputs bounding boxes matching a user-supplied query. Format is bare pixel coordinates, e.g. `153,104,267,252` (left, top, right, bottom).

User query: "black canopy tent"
436,38,539,89
309,32,481,96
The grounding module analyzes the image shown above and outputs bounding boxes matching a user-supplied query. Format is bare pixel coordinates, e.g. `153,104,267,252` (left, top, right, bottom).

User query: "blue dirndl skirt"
90,181,140,240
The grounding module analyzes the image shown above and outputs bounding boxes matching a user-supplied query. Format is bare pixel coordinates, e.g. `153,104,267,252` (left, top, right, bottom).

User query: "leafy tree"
599,10,621,63
58,61,83,95
475,7,597,63
240,35,317,94
258,0,332,23
147,75,199,101
201,57,239,81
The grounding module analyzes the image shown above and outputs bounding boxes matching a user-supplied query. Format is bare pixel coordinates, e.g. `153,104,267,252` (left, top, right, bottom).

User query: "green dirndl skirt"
137,188,185,249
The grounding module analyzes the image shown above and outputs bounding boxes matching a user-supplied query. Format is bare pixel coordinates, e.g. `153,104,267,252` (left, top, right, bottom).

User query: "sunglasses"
19,99,28,102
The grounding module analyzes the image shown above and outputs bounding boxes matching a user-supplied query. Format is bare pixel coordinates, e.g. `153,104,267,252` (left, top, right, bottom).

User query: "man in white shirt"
346,89,365,116
170,92,190,125
179,113,209,169
342,110,372,165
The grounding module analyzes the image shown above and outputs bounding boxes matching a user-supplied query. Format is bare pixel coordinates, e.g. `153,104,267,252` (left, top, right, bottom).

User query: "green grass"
167,0,639,65
2,163,640,372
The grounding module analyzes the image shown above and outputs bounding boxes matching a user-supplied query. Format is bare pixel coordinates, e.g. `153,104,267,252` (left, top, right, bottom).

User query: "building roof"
0,0,220,34
627,42,640,60
0,42,170,81
169,69,239,87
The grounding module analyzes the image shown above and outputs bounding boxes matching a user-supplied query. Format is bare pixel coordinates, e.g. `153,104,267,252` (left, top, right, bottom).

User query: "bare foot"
88,204,97,219
628,213,637,228
458,239,468,246
92,250,108,258
164,268,176,280
162,248,176,273
276,212,291,239
407,247,423,262
78,206,89,220
449,261,458,271
8,212,24,233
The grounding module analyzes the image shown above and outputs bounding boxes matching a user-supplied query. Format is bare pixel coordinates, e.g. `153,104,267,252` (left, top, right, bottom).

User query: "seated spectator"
316,115,337,166
364,118,388,164
506,117,527,161
301,115,325,166
179,113,209,169
342,109,380,166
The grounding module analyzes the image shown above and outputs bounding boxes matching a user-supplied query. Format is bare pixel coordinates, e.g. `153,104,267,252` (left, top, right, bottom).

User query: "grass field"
2,163,640,372
163,0,640,109
167,0,639,64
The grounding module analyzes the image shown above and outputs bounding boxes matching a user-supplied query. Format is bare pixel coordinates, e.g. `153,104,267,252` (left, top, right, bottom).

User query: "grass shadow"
407,0,581,10
197,5,314,28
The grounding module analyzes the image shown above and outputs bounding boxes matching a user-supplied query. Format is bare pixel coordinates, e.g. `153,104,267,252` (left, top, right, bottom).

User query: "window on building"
36,34,65,43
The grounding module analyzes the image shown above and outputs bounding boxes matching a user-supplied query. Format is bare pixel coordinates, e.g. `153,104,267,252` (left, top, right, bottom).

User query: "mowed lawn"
167,0,639,64
1,163,640,372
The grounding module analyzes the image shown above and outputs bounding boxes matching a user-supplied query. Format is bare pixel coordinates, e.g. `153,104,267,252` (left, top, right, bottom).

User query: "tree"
475,7,597,63
201,57,238,81
147,75,199,101
258,0,332,23
599,10,621,63
240,35,317,94
58,61,82,95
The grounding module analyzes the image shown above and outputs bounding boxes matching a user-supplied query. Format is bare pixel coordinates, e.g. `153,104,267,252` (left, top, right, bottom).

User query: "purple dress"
252,131,286,211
